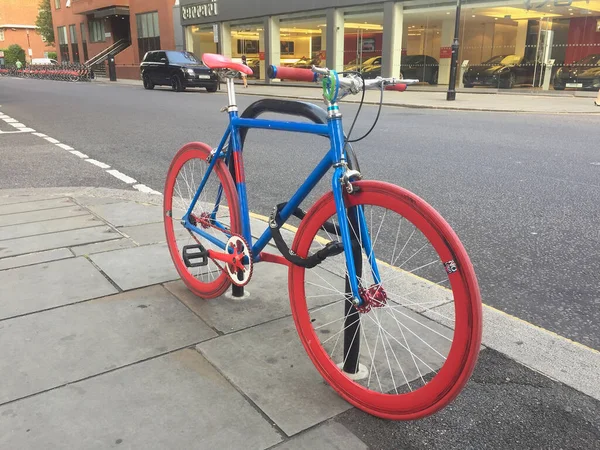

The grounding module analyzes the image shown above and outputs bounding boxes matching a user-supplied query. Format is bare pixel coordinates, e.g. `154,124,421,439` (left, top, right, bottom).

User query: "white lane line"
32,132,47,137
106,169,137,184
44,137,60,144
20,128,36,132
3,118,17,123
86,159,110,169
70,150,89,158
11,123,26,128
133,184,162,196
0,115,11,119
56,143,74,150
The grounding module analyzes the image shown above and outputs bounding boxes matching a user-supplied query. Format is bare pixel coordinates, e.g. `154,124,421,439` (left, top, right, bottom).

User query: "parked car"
31,58,59,65
344,56,381,73
361,55,439,85
553,54,600,91
140,50,218,92
463,54,541,89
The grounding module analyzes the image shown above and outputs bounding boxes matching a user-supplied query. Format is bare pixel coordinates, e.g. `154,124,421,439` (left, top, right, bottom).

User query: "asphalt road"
1,76,599,351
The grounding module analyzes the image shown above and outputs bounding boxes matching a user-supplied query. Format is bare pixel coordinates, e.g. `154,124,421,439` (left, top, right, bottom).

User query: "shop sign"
440,47,452,59
182,0,218,21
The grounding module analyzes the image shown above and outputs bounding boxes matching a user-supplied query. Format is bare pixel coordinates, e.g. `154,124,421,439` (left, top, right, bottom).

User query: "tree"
2,45,26,66
35,0,55,46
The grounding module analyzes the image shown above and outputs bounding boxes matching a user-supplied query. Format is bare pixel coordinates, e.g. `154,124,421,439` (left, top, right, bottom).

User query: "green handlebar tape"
322,71,338,103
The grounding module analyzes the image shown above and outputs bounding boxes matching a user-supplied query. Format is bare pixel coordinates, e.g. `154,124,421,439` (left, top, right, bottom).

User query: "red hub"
196,212,212,229
356,285,388,313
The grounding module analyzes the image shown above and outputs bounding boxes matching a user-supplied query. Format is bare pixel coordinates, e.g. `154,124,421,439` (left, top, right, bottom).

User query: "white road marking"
19,128,36,132
44,137,60,144
106,169,137,184
11,123,26,128
3,118,18,123
70,150,89,158
32,132,47,137
86,159,110,169
56,143,74,150
133,184,162,196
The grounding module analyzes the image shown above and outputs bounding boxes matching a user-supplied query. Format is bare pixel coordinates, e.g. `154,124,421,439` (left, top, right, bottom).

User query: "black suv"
140,50,218,92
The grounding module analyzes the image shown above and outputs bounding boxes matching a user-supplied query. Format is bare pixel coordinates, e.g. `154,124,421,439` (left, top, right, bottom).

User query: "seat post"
225,76,238,112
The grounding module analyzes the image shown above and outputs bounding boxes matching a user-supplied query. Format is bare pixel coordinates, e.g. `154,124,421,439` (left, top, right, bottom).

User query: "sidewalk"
96,77,600,114
1,187,599,449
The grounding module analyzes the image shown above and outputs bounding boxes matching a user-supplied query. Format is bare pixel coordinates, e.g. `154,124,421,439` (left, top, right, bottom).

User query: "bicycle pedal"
182,244,209,268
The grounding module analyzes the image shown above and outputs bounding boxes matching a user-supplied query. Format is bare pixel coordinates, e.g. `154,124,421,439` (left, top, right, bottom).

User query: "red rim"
289,180,482,420
163,142,241,299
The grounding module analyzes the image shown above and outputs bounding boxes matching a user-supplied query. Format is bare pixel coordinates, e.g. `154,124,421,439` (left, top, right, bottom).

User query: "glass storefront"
181,0,600,93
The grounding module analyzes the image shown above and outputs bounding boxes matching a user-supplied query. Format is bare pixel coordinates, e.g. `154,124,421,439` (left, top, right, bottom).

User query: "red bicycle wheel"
289,180,482,420
164,142,241,299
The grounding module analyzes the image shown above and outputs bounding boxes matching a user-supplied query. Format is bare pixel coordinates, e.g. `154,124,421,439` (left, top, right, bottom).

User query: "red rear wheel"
164,142,241,298
289,180,482,420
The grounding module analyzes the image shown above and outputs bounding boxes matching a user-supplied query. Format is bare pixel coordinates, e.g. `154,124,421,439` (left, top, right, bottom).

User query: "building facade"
51,0,178,79
178,0,600,92
0,0,54,63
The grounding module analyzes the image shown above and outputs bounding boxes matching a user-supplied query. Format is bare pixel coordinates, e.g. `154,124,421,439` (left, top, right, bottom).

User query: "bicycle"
163,53,482,420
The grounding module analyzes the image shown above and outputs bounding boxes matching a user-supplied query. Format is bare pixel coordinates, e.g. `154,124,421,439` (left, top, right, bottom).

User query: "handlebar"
267,64,417,95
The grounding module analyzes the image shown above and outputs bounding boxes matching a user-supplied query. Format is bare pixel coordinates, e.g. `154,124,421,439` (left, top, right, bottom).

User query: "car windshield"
167,51,201,65
484,55,521,65
575,54,600,66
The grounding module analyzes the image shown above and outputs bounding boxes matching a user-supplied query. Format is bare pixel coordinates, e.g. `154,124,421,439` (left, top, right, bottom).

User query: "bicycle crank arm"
206,249,246,272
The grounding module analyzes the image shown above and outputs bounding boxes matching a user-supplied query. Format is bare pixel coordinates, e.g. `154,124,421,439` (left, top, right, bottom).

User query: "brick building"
0,0,54,62
51,0,178,79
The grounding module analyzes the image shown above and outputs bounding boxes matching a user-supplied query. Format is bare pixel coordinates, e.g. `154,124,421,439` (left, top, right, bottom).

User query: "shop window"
69,24,80,63
229,21,264,79
57,26,69,62
278,12,327,68
185,25,216,60
137,12,161,58
89,20,105,43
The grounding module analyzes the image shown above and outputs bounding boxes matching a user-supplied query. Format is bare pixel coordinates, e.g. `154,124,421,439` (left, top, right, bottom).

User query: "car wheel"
501,73,516,89
429,70,438,85
464,83,474,88
171,75,185,92
142,74,154,90
206,84,218,93
553,84,565,91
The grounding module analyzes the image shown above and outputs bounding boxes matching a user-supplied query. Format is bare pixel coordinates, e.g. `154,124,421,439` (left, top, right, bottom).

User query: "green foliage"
2,45,26,66
47,51,57,60
35,0,55,46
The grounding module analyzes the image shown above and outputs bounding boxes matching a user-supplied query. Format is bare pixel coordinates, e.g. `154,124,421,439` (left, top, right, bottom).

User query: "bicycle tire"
164,142,241,298
289,180,482,420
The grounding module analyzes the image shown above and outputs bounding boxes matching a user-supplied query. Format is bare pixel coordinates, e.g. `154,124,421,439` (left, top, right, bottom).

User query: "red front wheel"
289,180,482,420
164,142,241,298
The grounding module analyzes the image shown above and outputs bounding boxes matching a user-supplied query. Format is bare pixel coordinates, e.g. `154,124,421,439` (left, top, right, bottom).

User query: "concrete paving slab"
120,222,170,245
0,205,88,227
0,214,102,241
89,243,178,291
0,197,74,215
0,257,117,320
197,315,352,436
164,262,338,333
0,226,119,258
0,285,216,405
73,196,131,207
0,349,283,449
273,422,368,449
87,201,162,227
70,238,137,256
0,248,73,271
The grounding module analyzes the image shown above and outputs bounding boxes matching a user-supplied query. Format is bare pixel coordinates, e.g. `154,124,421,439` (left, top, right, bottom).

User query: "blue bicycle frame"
181,77,381,305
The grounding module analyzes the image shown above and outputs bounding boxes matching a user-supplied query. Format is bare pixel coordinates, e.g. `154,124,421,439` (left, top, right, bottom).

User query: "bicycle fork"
331,166,383,375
